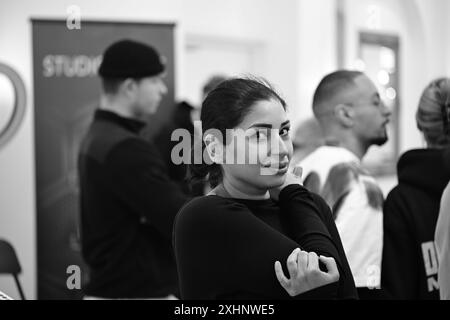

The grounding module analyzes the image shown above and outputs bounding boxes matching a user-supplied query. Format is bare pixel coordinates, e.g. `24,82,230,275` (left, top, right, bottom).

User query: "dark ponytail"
188,138,223,189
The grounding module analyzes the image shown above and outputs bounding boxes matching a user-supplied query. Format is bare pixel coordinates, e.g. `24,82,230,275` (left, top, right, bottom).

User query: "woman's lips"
277,163,289,174
260,161,289,175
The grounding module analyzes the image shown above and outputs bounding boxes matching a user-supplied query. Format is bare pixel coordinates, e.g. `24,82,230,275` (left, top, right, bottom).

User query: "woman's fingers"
307,252,319,271
275,251,340,297
274,261,289,290
297,250,309,271
319,256,340,281
292,166,303,178
286,248,300,279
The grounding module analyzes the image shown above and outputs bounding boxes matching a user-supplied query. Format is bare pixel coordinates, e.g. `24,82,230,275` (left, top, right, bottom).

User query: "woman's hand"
269,166,303,202
274,248,340,297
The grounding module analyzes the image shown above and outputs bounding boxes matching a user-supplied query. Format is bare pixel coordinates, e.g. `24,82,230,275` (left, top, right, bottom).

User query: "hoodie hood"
397,148,450,197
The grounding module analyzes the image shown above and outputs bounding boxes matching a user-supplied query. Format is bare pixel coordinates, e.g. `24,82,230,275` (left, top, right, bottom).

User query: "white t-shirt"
435,182,450,300
298,146,383,288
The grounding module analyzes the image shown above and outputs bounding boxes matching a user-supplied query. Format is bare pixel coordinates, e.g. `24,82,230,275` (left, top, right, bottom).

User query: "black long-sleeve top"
78,110,189,298
174,185,357,299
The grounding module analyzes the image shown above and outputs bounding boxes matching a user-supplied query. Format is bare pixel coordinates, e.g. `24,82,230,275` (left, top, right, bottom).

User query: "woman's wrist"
278,184,307,203
269,169,303,202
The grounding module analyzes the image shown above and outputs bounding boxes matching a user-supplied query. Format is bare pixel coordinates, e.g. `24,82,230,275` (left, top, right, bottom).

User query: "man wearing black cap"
78,39,188,299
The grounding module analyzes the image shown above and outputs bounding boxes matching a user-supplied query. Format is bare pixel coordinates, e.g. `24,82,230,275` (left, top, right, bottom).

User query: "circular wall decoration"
0,63,27,149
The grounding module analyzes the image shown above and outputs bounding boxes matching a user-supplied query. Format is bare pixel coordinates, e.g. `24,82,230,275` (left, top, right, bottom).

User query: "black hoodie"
381,148,450,299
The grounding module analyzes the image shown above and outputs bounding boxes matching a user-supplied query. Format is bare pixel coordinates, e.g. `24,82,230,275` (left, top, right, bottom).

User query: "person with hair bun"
382,78,450,299
174,77,357,299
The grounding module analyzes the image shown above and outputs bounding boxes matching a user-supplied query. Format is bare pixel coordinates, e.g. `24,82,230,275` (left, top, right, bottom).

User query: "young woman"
174,78,357,299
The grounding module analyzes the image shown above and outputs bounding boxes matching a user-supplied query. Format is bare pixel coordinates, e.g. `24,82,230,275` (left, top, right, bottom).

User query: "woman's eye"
280,127,290,137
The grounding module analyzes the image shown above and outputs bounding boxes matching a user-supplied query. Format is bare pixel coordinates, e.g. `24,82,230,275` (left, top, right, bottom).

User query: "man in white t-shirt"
297,70,391,299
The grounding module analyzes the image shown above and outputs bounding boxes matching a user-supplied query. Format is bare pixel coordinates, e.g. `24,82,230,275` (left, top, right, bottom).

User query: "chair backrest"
0,239,22,274
0,239,25,299
0,290,14,300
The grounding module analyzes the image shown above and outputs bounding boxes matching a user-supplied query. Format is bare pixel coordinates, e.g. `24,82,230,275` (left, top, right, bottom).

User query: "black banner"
32,20,175,299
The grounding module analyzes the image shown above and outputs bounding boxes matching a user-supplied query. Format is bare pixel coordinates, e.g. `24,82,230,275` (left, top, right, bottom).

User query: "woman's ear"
204,133,224,164
334,103,354,127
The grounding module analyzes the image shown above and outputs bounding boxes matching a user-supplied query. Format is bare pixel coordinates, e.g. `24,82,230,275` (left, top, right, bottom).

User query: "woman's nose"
273,134,288,157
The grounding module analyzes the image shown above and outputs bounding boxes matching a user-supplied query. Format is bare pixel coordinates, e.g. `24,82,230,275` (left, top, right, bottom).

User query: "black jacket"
175,185,358,299
78,110,189,298
381,148,450,299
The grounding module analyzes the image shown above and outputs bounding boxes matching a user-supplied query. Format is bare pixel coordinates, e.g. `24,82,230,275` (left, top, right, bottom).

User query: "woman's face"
221,98,293,192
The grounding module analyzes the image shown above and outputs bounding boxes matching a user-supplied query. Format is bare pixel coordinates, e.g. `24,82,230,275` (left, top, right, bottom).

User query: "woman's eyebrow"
248,120,290,129
281,120,291,127
248,123,273,129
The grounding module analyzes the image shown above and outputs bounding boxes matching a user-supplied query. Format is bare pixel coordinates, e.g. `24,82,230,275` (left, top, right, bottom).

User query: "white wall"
180,0,301,113
295,0,338,124
183,0,301,120
415,0,448,79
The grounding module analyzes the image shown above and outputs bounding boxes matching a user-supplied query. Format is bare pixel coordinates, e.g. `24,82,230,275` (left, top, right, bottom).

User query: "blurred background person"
78,40,188,299
299,70,391,299
291,117,325,167
291,117,325,194
382,78,450,300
